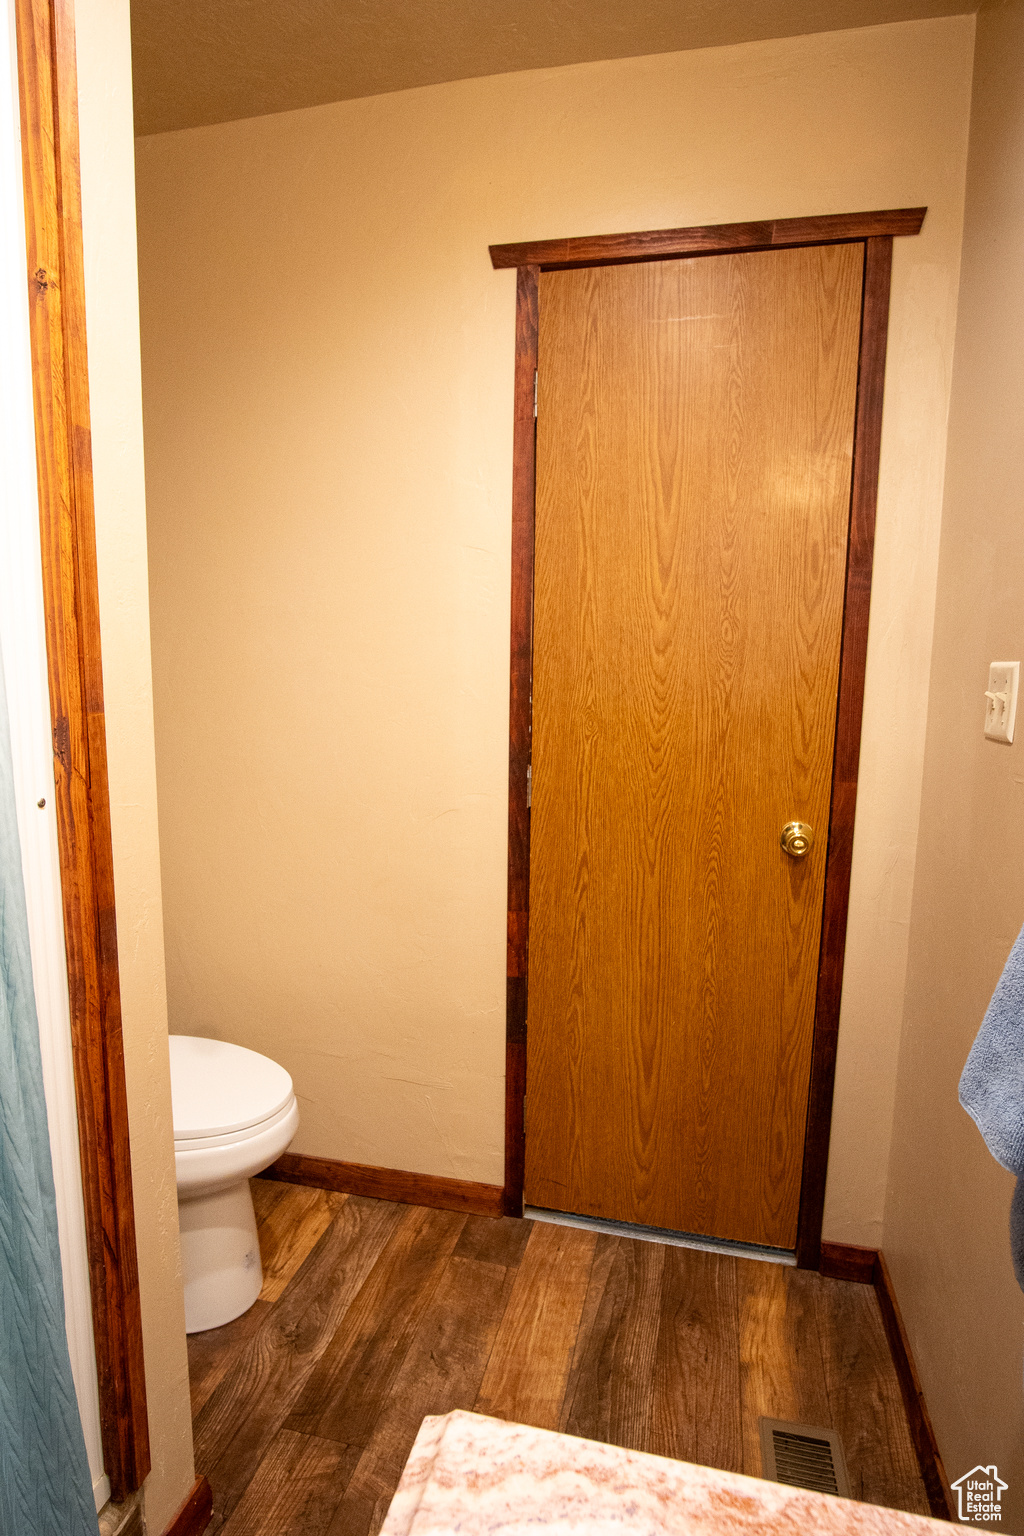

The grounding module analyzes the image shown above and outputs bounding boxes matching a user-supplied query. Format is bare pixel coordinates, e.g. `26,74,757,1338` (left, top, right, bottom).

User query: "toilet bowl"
170,1035,299,1333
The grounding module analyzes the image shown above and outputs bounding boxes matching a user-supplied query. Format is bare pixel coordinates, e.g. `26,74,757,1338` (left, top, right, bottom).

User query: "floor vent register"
758,1418,851,1499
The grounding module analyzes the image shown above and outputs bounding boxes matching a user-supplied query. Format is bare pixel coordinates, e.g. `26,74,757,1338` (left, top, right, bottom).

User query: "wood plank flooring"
188,1181,931,1534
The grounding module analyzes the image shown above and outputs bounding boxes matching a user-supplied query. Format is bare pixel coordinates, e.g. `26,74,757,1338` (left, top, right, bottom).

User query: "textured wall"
129,0,973,134
137,18,972,1240
885,0,1024,1523
75,0,196,1526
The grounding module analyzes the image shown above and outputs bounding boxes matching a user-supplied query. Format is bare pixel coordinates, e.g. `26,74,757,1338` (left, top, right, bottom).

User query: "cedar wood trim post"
14,0,151,1497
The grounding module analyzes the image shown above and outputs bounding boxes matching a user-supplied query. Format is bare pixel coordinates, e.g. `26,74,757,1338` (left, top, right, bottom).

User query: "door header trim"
489,206,926,271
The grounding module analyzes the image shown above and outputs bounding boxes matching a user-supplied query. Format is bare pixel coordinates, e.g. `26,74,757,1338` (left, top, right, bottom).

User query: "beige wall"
75,0,195,1527
885,0,1024,1522
137,17,973,1240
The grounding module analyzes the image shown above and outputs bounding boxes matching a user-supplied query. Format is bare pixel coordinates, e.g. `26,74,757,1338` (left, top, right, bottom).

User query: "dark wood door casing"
15,0,151,1499
492,210,923,1267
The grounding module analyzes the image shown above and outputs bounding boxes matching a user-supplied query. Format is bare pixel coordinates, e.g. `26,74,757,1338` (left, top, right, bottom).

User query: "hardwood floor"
188,1181,930,1534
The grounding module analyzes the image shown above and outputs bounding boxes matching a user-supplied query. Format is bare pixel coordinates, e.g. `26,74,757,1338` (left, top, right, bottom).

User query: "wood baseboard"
872,1252,957,1523
160,1476,212,1536
262,1153,505,1217
819,1240,879,1285
818,1243,955,1521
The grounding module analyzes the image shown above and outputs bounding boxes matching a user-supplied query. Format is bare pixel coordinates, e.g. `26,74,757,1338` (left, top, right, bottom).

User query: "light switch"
984,661,1019,744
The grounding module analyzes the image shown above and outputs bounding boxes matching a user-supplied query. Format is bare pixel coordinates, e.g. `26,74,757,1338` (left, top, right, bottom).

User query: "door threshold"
524,1206,797,1266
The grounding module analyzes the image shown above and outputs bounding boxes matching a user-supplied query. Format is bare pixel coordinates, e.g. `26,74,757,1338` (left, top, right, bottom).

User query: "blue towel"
959,923,1024,1292
1013,1179,1024,1295
960,924,1024,1174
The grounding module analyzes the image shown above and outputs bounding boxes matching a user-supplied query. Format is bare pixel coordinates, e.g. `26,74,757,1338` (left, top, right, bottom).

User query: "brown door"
524,244,864,1249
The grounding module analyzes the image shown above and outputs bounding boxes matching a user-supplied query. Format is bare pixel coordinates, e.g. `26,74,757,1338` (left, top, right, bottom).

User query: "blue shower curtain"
0,652,96,1534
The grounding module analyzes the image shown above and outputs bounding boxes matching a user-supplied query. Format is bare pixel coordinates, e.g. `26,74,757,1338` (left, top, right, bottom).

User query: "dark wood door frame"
15,0,151,1499
491,207,926,1268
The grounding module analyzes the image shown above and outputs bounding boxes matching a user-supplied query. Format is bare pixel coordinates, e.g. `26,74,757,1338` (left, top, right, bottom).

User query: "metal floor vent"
759,1418,851,1499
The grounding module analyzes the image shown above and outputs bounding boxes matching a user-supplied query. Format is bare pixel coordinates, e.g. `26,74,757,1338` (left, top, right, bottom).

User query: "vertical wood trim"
504,265,539,1216
795,236,895,1269
14,0,151,1497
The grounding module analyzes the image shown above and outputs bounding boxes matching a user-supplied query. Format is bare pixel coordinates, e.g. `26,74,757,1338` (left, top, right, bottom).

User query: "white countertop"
380,1411,949,1536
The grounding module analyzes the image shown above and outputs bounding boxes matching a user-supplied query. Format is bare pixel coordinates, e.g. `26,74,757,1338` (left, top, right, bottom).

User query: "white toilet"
169,1035,299,1333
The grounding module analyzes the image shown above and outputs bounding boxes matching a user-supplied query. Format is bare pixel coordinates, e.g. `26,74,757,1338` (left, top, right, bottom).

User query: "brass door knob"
780,821,814,859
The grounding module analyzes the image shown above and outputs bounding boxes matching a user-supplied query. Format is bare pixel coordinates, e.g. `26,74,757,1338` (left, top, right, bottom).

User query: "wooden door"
525,244,864,1249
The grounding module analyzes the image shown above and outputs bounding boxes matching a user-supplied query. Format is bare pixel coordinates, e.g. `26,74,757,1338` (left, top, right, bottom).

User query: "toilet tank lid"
169,1035,295,1139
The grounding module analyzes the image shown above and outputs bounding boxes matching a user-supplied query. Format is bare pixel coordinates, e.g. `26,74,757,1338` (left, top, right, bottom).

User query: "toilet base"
178,1179,264,1333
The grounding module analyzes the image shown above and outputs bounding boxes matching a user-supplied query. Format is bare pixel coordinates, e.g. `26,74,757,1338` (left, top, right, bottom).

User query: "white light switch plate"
984,661,1019,743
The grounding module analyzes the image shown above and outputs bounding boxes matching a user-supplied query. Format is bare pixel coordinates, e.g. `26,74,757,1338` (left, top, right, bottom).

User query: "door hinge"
526,763,532,808
534,370,538,419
